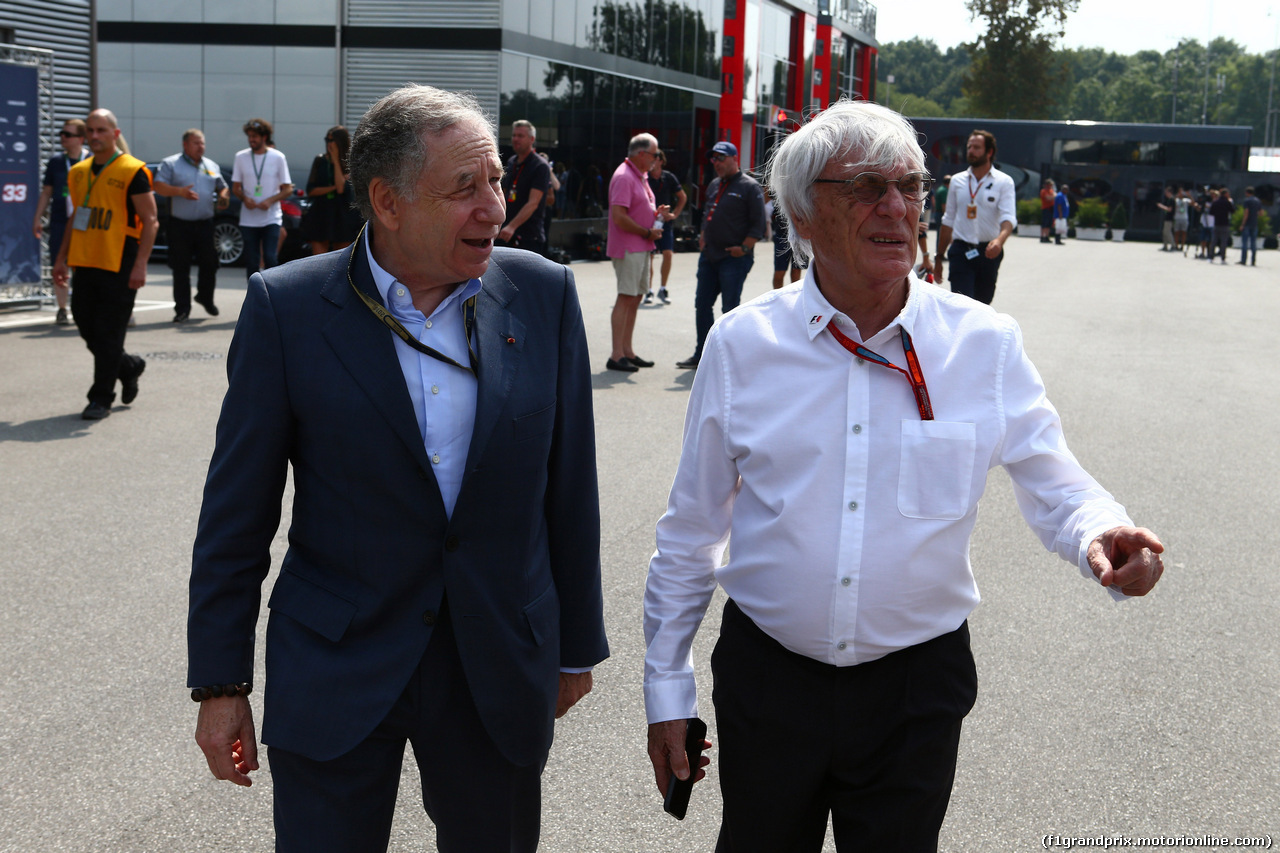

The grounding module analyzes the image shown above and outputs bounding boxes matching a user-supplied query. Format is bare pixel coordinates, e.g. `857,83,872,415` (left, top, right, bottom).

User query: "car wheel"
214,221,245,266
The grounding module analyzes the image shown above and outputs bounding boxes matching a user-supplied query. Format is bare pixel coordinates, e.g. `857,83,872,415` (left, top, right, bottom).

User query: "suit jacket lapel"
465,257,527,474
319,231,437,478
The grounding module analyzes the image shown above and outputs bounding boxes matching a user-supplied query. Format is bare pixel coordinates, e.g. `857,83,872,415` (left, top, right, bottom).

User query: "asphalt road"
1,235,1276,852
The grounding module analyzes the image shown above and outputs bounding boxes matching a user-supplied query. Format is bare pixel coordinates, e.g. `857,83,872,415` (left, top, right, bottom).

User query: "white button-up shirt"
365,237,480,518
642,271,1132,724
940,166,1017,244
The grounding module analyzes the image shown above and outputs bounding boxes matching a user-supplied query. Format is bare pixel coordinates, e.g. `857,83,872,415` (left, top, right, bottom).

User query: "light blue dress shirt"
364,236,480,519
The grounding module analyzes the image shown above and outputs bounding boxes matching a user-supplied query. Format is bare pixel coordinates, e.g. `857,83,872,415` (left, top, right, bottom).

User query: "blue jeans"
1240,225,1258,263
241,223,281,279
694,252,754,359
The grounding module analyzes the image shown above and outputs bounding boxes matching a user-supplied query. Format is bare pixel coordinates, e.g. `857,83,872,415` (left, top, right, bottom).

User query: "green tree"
963,0,1079,118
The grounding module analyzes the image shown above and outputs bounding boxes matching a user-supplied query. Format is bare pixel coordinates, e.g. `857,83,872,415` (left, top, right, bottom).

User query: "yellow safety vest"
66,154,150,273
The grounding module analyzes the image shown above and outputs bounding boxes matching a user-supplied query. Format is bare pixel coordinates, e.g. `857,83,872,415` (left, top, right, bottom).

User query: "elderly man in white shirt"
642,100,1164,852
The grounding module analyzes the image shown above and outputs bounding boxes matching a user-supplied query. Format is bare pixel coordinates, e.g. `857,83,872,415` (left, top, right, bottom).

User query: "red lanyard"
704,178,729,223
827,323,934,420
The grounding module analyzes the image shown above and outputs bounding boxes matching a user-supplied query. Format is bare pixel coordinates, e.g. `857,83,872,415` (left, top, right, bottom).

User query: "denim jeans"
694,252,754,360
241,223,281,279
1240,225,1258,263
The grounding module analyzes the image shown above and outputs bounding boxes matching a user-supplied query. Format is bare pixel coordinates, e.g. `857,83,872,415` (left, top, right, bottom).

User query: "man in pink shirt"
605,133,666,372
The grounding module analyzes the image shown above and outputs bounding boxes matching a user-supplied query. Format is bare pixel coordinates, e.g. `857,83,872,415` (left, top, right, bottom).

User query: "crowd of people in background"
1156,183,1262,265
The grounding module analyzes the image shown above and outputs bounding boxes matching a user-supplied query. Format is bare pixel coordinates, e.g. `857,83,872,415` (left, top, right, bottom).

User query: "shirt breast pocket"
897,420,977,520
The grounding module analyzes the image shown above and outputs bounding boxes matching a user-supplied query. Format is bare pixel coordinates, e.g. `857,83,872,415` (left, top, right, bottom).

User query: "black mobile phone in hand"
662,717,708,820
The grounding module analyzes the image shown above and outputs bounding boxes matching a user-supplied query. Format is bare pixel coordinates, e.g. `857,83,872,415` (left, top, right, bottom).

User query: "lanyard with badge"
72,151,119,231
507,156,529,204
827,322,934,420
251,150,267,197
966,172,981,220
345,228,479,375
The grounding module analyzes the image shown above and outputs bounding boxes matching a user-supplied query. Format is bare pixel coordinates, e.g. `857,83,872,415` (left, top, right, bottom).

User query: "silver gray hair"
628,133,658,156
765,100,925,264
350,84,494,219
512,119,536,138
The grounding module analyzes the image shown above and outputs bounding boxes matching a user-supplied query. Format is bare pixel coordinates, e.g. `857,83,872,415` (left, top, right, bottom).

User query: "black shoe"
628,355,655,368
82,402,111,420
675,356,700,370
195,295,219,316
55,308,69,325
121,358,145,405
606,357,638,372
173,310,190,323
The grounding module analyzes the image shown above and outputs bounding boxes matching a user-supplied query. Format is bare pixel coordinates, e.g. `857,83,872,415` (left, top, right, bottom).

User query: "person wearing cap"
676,141,765,371
643,101,1164,850
231,118,293,284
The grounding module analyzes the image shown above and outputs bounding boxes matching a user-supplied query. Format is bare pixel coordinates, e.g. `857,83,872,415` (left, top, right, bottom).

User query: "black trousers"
168,217,218,314
70,253,142,407
268,603,544,853
947,241,1003,305
711,600,977,853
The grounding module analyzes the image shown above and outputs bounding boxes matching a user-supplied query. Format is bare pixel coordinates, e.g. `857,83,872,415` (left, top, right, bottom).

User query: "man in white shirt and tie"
932,129,1016,304
642,101,1164,852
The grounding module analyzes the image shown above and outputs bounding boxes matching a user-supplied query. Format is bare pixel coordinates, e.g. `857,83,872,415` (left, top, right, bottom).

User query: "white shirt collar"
362,231,483,320
799,268,919,345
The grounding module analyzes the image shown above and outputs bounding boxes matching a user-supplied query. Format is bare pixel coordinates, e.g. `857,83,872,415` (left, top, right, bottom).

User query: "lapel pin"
507,337,515,344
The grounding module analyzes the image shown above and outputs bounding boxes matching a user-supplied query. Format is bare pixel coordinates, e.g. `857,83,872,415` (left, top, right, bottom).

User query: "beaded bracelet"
190,682,253,703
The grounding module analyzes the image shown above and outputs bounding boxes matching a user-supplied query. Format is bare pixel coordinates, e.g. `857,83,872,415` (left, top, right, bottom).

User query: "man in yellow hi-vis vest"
53,109,158,421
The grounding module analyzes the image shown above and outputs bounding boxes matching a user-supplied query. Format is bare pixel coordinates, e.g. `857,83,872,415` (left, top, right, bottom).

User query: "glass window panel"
500,54,530,145
743,0,759,110
530,0,553,39
577,0,598,49
554,0,577,45
507,0,530,36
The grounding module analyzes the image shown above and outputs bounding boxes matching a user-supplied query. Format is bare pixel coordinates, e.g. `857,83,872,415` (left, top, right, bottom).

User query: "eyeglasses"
813,171,933,204
59,131,83,138
710,154,729,162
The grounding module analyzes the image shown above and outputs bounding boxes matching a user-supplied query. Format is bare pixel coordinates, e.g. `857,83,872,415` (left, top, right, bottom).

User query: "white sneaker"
643,291,654,305
658,288,671,304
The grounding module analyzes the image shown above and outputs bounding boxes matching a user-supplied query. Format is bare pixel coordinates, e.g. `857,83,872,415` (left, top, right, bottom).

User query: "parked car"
148,163,310,267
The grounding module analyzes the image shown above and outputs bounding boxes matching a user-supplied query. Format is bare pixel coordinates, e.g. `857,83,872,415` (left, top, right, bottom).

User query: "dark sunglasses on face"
60,131,83,138
813,171,934,204
324,136,334,143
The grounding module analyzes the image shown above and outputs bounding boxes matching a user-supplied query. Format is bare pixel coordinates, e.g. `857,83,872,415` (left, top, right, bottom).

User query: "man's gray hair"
183,128,204,143
629,133,658,156
350,84,494,219
512,119,536,138
765,100,925,264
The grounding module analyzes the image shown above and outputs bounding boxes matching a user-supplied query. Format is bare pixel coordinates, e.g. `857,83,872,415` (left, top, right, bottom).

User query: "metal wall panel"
345,0,501,28
343,49,501,127
0,0,93,123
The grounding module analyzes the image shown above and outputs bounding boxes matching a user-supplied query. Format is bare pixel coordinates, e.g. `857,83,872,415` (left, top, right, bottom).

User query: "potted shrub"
1230,206,1273,250
1074,198,1108,240
1016,199,1042,237
1109,201,1129,243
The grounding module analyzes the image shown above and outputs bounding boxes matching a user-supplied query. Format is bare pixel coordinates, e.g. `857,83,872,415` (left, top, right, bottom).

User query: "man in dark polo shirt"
676,141,765,371
499,120,552,256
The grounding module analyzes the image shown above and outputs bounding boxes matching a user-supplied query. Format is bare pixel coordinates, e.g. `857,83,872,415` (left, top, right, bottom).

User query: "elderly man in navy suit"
187,85,608,852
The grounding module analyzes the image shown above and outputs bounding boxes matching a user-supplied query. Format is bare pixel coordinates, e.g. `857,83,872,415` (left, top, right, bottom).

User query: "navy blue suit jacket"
188,237,608,767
